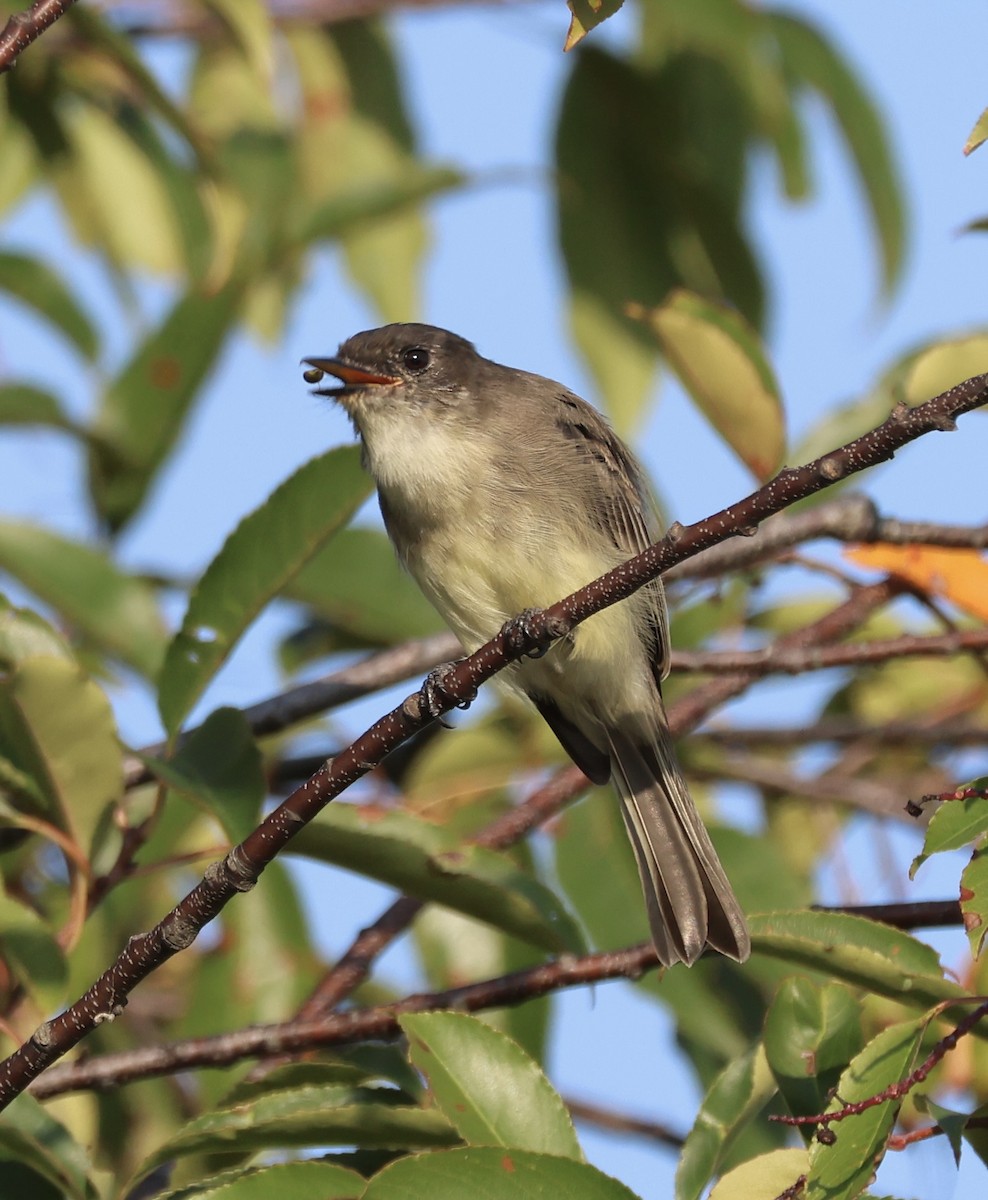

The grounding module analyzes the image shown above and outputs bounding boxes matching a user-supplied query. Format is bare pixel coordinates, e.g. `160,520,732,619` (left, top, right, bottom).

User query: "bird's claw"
418,660,476,723
502,608,562,660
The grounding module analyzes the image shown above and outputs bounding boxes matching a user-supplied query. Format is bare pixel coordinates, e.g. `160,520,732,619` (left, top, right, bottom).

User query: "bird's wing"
551,390,670,680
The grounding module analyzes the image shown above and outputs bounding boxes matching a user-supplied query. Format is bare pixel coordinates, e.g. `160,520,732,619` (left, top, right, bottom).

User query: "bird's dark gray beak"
301,357,400,392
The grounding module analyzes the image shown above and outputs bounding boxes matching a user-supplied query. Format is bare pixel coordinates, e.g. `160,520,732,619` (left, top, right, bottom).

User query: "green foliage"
0,4,985,1200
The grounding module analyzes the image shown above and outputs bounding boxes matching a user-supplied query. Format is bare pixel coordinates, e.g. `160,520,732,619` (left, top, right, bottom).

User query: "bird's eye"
401,346,430,372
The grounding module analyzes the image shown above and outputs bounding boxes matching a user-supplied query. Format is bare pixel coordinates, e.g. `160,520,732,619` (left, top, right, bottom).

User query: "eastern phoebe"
303,323,749,966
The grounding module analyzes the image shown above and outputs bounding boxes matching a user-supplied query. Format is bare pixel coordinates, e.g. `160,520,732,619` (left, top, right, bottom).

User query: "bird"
302,323,750,966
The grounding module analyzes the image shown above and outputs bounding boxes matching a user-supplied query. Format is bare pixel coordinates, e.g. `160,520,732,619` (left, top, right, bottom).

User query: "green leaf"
362,1147,641,1200
675,1045,778,1200
805,1016,927,1200
634,290,784,480
707,1148,809,1200
961,848,988,958
411,906,549,1065
564,0,627,52
0,251,99,360
291,804,584,954
770,12,905,294
89,282,240,531
143,707,264,843
0,1094,97,1200
555,48,763,426
0,384,74,432
67,4,214,178
131,1085,458,1188
0,597,72,667
902,332,988,404
0,888,67,1011
910,792,988,878
202,0,275,83
400,1012,582,1158
0,657,122,857
225,1059,420,1107
749,911,965,1012
0,521,166,677
961,1100,988,1168
964,106,988,156
764,979,863,1131
285,526,444,648
158,445,372,734
154,1160,364,1200
58,101,186,275
298,165,464,247
913,1095,968,1167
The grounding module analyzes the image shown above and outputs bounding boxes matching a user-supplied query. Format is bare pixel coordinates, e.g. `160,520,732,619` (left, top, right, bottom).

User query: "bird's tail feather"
607,727,750,966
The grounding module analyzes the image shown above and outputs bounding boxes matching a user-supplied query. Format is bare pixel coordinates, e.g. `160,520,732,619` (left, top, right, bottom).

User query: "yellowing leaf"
904,333,988,404
636,290,784,480
964,106,988,156
708,1148,809,1200
846,544,988,621
59,104,184,274
564,0,626,52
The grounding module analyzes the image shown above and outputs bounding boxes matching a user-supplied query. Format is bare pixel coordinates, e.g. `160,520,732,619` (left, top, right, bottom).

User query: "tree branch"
565,1096,685,1148
4,373,986,1109
695,720,987,749
670,629,988,676
123,631,460,789
27,898,971,1099
0,0,77,73
666,493,988,583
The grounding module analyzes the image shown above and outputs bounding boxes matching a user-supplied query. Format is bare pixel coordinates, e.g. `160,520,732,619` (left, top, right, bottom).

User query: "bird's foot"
502,608,569,660
416,660,476,723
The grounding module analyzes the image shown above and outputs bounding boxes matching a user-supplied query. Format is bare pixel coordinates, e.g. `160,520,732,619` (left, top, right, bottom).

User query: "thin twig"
565,1096,685,1148
695,720,987,748
669,629,988,676
771,998,988,1134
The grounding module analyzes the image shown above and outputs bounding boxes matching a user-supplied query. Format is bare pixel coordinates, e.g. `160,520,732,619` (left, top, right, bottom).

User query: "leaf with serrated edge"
910,792,988,878
708,1147,809,1200
961,849,988,958
131,1085,458,1189
363,1147,640,1199
805,1016,927,1199
153,1159,364,1200
158,446,372,734
749,912,965,1015
400,1012,581,1158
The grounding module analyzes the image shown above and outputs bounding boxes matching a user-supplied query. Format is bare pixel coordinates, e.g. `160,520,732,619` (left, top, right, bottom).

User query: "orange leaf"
845,545,988,621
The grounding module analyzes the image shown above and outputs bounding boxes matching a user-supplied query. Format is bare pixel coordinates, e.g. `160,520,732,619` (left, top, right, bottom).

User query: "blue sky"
2,2,988,1195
